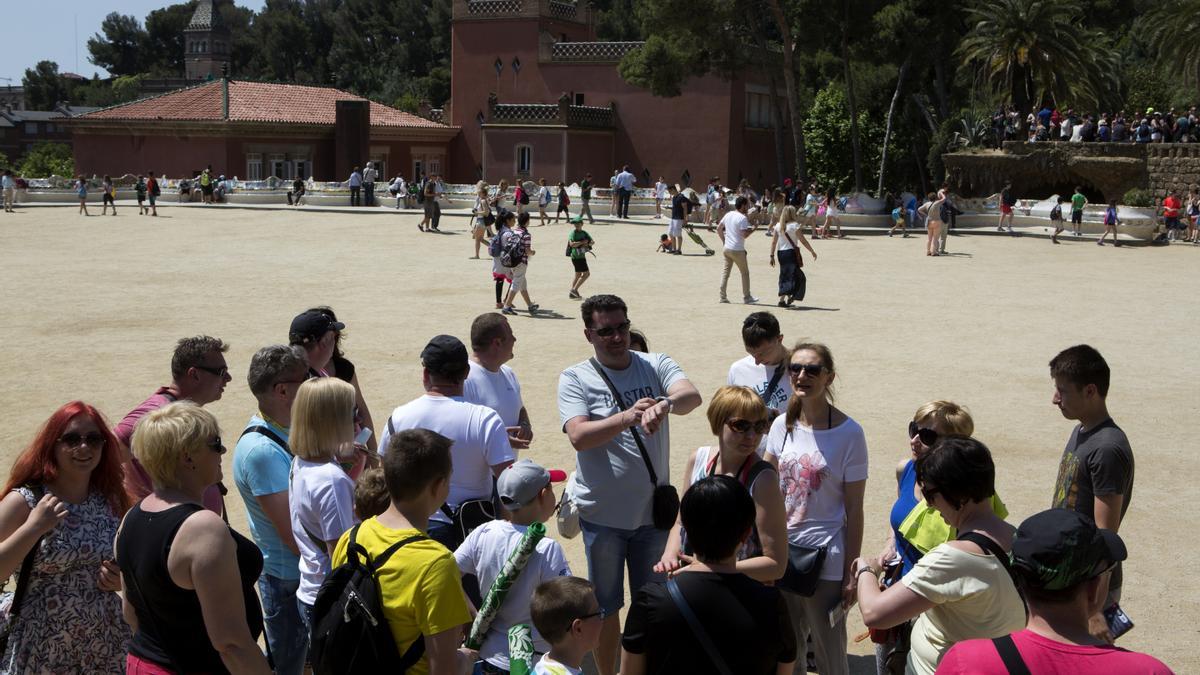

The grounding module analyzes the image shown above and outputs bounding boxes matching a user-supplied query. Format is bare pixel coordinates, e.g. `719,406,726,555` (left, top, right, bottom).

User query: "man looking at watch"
463,312,533,450
557,294,702,675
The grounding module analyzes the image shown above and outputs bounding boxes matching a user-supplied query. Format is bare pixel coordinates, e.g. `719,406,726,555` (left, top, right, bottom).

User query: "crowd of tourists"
0,296,1174,674
990,104,1200,145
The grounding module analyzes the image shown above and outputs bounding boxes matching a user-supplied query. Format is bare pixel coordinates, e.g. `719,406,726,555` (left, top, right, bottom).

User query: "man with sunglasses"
114,335,231,515
937,510,1171,674
232,345,311,675
557,294,702,675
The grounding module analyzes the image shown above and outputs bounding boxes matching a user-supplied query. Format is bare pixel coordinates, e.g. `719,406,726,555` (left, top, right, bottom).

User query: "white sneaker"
744,296,759,304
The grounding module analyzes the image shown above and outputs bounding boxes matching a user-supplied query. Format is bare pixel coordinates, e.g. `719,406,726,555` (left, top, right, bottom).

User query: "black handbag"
778,542,827,597
0,485,46,656
589,358,679,530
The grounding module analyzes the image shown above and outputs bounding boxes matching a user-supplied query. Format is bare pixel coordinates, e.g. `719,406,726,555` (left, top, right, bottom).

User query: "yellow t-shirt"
901,544,1026,675
332,517,471,675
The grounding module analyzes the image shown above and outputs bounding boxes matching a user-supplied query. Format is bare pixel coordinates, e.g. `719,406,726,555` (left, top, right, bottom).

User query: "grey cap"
497,459,567,508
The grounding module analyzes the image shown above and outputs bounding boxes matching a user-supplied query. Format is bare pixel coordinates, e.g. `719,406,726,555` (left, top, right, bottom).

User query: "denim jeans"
580,519,668,613
617,188,632,218
364,183,375,206
260,575,307,675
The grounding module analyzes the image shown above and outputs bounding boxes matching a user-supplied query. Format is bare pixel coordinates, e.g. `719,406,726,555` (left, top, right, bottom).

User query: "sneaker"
501,306,517,315
744,296,759,304
719,298,730,304
495,302,503,309
569,290,581,299
778,300,788,307
528,304,539,314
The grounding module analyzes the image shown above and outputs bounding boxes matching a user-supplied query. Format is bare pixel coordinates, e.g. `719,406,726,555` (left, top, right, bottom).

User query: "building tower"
184,0,231,81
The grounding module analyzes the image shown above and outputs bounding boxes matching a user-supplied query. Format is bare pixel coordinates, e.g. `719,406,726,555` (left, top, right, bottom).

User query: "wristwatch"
654,396,674,412
856,565,880,579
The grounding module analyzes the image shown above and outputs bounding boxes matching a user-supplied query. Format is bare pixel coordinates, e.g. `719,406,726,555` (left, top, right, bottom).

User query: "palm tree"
957,0,1117,115
1142,0,1200,88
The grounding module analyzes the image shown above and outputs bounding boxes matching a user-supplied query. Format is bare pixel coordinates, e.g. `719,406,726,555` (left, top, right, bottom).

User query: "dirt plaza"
0,205,1195,672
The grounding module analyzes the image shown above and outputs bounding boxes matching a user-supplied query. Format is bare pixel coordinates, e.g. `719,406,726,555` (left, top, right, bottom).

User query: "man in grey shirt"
557,293,702,675
362,161,377,207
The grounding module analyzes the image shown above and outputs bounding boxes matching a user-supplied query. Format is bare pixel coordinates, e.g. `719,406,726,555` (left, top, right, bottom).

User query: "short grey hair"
247,345,308,396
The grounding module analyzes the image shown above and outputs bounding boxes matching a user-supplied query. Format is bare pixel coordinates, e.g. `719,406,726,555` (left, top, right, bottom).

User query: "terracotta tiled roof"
77,80,448,129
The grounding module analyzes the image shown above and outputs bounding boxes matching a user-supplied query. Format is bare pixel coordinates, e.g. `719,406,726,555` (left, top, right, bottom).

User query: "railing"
547,0,576,18
551,41,643,62
466,0,522,14
491,104,561,124
565,105,613,128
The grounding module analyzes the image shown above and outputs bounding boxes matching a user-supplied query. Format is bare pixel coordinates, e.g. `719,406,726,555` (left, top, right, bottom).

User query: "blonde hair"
778,205,798,227
290,377,356,461
913,400,974,436
131,401,219,490
706,386,769,435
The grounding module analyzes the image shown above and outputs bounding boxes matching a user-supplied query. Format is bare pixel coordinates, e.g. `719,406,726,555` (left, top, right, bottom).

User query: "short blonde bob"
913,400,974,436
132,401,219,491
290,377,356,461
706,385,769,435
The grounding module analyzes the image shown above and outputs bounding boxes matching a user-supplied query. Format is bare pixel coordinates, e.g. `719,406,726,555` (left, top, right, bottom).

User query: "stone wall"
1146,144,1200,197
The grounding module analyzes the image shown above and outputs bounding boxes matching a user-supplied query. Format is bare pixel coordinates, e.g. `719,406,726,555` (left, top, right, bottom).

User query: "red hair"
4,401,133,517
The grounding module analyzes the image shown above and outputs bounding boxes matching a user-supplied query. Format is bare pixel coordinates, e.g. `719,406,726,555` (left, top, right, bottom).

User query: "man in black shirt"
621,476,795,674
579,173,595,224
1049,344,1134,643
667,185,691,255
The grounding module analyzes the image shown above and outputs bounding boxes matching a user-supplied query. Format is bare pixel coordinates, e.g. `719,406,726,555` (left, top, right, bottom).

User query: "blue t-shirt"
889,460,923,576
233,415,299,580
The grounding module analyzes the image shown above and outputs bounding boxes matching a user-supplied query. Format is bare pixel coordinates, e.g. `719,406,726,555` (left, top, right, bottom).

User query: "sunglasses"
193,364,229,378
788,363,825,377
58,432,105,449
726,418,770,435
591,320,631,338
908,421,939,447
578,608,608,621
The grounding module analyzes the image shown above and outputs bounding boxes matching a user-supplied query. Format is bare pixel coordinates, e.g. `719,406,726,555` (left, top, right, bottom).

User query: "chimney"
221,77,229,120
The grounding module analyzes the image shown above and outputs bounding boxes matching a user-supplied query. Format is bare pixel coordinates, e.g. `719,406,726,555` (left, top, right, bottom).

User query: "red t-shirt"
937,629,1174,675
1163,196,1182,218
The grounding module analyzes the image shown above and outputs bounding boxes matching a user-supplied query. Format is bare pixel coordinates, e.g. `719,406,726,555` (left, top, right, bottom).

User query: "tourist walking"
615,165,636,219
667,184,690,255
1162,189,1183,241
135,174,147,214
101,175,117,215
362,161,377,207
430,174,445,230
0,401,132,674
537,178,552,225
117,402,270,674
554,181,571,222
1051,196,1067,244
347,166,362,206
718,196,757,304
146,171,160,216
491,210,515,309
502,212,538,315
418,177,436,231
770,206,816,306
1098,200,1121,246
557,293,702,675
579,173,595,223
654,176,667,218
1071,186,1088,237
1,169,15,212
75,175,89,215
764,342,868,675
473,183,491,259
853,436,1024,675
822,189,844,238
987,183,1016,234
566,216,594,299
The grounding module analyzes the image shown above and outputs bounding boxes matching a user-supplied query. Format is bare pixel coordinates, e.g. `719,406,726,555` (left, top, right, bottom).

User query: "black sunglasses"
908,421,939,447
788,363,825,377
58,432,105,449
726,418,770,435
193,364,229,378
577,608,608,621
591,320,631,338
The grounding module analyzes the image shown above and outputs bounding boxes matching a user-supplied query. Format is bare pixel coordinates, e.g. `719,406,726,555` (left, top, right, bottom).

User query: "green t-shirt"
568,229,592,259
580,180,592,200
1071,193,1086,212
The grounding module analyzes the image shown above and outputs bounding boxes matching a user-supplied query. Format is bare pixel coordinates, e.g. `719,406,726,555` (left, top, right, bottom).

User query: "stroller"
684,225,715,255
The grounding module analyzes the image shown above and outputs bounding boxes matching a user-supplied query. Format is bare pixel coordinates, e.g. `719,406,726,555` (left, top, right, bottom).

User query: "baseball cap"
1010,509,1127,591
420,335,469,375
289,311,345,344
497,459,567,508
569,215,584,225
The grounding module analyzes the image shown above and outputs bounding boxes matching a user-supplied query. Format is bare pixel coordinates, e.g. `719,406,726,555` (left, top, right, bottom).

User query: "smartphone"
355,427,373,445
1104,603,1134,640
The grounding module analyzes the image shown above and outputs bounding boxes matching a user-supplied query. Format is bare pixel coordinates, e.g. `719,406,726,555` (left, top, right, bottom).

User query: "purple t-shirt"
116,386,225,514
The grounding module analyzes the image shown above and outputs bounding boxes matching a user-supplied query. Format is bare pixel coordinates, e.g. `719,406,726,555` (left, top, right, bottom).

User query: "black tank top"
116,502,264,673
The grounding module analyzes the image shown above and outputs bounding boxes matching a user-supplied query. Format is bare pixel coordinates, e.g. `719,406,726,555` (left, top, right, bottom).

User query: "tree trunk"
877,55,912,197
752,23,788,184
767,0,807,178
842,0,862,193
933,58,950,120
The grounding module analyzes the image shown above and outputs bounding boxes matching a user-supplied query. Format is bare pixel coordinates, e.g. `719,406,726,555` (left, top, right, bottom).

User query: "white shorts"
669,219,684,237
510,262,529,292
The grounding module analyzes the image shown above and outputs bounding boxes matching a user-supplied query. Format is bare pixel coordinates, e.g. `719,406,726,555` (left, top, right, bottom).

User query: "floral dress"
0,487,129,674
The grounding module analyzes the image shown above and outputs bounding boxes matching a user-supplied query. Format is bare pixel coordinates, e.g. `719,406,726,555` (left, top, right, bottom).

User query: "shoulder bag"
0,485,46,656
666,577,734,675
782,227,804,268
588,358,679,530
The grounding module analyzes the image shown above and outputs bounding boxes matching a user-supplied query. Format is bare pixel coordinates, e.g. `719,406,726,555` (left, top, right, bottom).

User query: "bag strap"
665,578,734,675
589,358,658,487
762,365,786,407
990,635,1031,675
359,528,428,673
239,424,290,454
956,531,1013,575
6,485,46,629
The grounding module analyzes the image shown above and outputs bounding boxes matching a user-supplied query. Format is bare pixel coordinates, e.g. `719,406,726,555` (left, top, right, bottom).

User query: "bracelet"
856,566,879,579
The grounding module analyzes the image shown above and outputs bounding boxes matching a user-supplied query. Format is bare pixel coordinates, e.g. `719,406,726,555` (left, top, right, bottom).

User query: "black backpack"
499,229,526,268
309,524,428,675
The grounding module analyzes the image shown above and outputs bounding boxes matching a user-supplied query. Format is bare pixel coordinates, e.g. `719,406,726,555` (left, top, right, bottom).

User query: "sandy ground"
1,205,1196,672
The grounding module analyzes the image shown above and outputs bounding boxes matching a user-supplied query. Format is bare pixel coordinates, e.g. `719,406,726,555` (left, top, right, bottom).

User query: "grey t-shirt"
558,352,687,529
1051,417,1134,589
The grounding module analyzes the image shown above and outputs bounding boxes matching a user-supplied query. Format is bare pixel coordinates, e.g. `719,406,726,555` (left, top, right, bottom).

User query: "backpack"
489,226,507,258
518,187,530,205
1050,204,1062,220
836,196,848,211
499,229,526,268
309,524,428,675
415,181,426,204
939,201,952,222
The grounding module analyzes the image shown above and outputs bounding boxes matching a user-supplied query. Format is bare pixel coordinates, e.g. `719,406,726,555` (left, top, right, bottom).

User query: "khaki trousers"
721,248,752,301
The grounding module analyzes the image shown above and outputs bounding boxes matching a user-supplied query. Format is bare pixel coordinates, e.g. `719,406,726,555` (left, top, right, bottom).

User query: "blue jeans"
259,575,307,675
580,519,667,613
617,188,632,218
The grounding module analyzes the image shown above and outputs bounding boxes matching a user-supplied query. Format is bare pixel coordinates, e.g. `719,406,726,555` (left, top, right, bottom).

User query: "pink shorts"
1000,204,1013,215
126,654,177,675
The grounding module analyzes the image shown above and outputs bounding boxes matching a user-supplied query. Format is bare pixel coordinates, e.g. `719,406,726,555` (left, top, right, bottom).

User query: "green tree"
111,75,146,103
21,61,73,110
0,150,10,171
249,0,313,82
87,13,148,77
957,0,1118,115
18,142,74,178
802,85,885,191
1141,0,1200,88
142,3,196,77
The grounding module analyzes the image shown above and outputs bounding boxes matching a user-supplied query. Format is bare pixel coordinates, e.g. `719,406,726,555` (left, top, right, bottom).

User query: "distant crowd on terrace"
990,105,1200,146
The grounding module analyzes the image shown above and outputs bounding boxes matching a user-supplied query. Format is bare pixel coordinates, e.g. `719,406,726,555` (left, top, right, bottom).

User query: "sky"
0,0,265,88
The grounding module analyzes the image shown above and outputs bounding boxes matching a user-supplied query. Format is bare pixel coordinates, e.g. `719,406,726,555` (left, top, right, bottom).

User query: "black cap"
1010,509,1127,591
420,335,469,375
289,311,344,344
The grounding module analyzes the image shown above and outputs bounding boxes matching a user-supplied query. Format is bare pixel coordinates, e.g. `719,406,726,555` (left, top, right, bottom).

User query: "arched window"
516,144,532,175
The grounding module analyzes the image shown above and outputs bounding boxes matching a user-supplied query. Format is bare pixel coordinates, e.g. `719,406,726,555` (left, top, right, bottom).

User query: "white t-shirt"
533,654,584,675
453,521,571,669
288,458,358,605
719,210,752,251
378,395,515,524
463,360,524,427
772,221,800,252
655,181,667,199
765,414,869,580
727,355,792,414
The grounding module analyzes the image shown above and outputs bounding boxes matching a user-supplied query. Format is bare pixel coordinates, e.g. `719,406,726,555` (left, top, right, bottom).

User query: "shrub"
18,141,74,178
1121,188,1153,207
